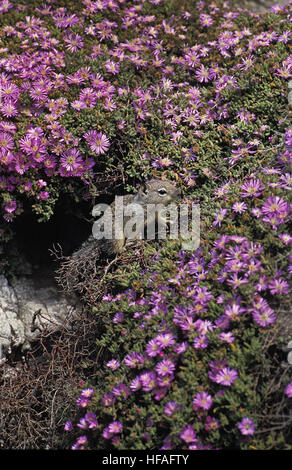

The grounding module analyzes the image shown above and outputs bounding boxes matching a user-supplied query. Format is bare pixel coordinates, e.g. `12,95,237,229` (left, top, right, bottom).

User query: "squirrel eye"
158,188,167,195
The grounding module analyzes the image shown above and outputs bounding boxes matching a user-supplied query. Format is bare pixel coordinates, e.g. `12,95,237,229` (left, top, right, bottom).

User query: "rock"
0,275,24,358
288,90,292,105
288,81,292,90
0,273,79,360
241,0,291,14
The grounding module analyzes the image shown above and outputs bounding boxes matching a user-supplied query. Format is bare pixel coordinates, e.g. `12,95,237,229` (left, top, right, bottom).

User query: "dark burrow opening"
6,197,93,284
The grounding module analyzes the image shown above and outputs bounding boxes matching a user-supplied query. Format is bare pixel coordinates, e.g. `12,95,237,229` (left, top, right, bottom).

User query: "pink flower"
60,148,83,172
145,339,161,357
39,191,50,199
237,417,255,435
195,64,211,83
284,382,292,398
232,201,247,213
213,208,228,227
279,234,292,245
211,367,238,386
155,333,176,349
252,308,276,327
84,130,110,154
240,179,265,198
4,200,16,213
155,359,175,376
268,278,289,295
108,420,123,434
64,420,73,431
105,60,120,74
180,425,197,443
220,332,235,343
199,13,213,27
64,33,84,52
106,359,120,370
164,401,179,416
193,391,213,410
80,388,94,398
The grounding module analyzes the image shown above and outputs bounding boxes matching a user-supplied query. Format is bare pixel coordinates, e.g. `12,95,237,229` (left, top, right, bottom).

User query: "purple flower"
220,331,235,343
195,64,211,83
139,371,157,391
193,391,213,410
255,275,268,292
173,341,189,354
105,59,120,74
195,286,213,304
252,308,276,327
124,352,144,368
237,417,255,435
108,420,123,434
210,367,238,386
155,359,176,376
64,33,84,53
102,427,112,440
130,377,142,391
155,333,175,349
278,234,292,245
232,201,247,213
194,319,214,334
240,179,265,198
64,420,73,431
4,200,16,213
261,196,290,217
106,359,120,370
160,434,173,450
204,416,220,431
193,334,209,349
227,274,249,290
285,382,292,398
60,148,83,172
112,382,130,398
76,396,89,408
39,191,50,199
81,388,94,398
154,387,168,401
164,401,179,416
252,207,261,218
180,425,197,443
268,278,289,295
213,208,228,227
113,312,124,323
145,338,161,357
84,130,110,154
0,99,18,117
102,393,116,407
0,131,14,150
85,412,98,429
72,435,87,450
77,417,87,429
199,13,213,27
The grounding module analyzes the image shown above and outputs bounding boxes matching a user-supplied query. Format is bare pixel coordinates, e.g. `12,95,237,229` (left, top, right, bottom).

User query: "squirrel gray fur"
73,179,181,259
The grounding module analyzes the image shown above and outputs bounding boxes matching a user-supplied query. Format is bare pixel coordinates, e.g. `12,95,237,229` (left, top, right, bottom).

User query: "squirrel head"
135,179,181,205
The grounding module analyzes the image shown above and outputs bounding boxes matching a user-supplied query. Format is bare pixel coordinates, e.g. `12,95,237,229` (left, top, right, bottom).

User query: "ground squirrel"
74,179,181,258
56,179,181,299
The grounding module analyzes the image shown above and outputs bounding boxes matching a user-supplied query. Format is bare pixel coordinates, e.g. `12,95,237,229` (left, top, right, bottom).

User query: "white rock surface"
0,274,77,360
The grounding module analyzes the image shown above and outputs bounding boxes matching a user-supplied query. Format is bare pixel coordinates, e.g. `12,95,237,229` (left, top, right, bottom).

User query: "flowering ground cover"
0,0,291,450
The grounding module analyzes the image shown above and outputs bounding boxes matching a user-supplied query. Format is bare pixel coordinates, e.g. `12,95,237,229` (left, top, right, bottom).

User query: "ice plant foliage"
0,0,291,451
